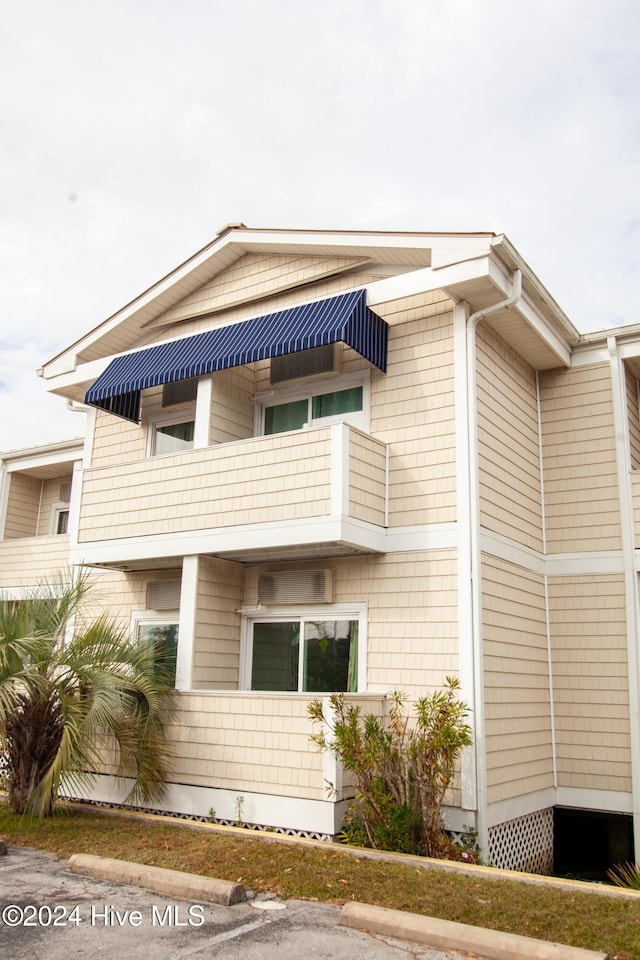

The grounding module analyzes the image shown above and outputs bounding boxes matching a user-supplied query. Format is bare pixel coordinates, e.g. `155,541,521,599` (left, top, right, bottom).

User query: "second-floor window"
259,377,368,437
152,419,195,456
54,508,69,535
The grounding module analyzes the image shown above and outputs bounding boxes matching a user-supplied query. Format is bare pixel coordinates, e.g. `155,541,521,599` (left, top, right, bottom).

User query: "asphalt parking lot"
0,846,467,960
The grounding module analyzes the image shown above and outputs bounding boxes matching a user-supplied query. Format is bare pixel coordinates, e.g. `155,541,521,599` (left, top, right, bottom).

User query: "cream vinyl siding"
348,428,387,525
631,474,640,546
540,363,621,554
192,557,242,689
482,556,553,804
241,549,459,712
78,429,333,542
336,550,459,701
0,535,70,585
162,692,382,801
149,267,386,344
149,253,373,328
80,568,182,632
476,325,543,551
549,575,631,793
3,473,41,538
3,473,72,539
169,694,326,799
90,408,147,468
36,476,72,535
210,367,254,445
371,294,456,528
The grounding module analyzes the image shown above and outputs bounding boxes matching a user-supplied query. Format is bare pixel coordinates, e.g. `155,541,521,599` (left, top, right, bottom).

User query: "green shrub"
309,677,473,859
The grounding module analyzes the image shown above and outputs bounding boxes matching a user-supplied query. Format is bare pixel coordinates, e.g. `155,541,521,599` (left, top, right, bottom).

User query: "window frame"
254,370,370,437
240,602,366,694
131,610,180,687
146,410,196,457
50,503,70,536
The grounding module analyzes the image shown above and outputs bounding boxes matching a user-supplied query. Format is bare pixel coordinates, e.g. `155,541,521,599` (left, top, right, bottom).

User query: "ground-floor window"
245,612,361,693
136,620,179,685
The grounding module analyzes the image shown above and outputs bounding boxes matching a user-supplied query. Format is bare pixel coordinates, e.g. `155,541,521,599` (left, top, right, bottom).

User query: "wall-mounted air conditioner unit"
257,569,334,604
146,579,181,610
270,344,339,384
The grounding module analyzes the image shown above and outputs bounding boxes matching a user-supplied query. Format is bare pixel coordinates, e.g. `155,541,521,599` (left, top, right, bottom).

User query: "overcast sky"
1,0,639,453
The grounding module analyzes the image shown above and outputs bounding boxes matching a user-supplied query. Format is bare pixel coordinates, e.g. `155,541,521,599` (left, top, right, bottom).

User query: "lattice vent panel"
488,808,553,874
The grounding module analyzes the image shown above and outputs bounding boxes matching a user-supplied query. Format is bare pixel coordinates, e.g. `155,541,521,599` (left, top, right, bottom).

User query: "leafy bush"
309,676,473,859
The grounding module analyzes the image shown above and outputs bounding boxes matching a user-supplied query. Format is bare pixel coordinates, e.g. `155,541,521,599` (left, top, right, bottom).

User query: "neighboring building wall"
35,475,73,536
548,574,632,796
0,535,70,586
625,364,640,471
476,324,543,551
482,555,553,806
3,473,40,538
540,363,622,553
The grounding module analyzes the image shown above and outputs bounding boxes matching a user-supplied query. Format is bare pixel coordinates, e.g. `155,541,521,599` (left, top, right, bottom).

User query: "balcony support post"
330,423,350,517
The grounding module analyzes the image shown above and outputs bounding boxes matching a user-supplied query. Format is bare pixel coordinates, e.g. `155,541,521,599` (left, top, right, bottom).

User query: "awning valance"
84,289,387,423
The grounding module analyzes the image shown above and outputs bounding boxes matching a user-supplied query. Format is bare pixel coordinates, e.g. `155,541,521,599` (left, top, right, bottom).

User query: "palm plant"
0,574,176,817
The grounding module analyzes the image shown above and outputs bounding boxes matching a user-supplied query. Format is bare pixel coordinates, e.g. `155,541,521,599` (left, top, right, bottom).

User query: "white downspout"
607,337,640,861
465,268,522,860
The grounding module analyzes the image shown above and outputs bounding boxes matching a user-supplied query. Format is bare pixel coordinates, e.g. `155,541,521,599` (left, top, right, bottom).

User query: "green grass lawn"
1,804,639,959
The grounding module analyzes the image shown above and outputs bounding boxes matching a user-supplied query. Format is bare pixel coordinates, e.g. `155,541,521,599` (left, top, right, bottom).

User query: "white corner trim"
176,556,199,691
608,337,640,862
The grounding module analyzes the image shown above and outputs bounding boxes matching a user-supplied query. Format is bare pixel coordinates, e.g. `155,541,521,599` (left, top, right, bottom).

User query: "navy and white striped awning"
84,289,388,423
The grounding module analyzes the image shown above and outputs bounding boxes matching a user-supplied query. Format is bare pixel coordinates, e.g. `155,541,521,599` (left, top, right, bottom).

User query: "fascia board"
69,515,387,568
571,343,610,368
365,256,493,306
234,227,494,254
491,234,579,341
367,256,572,367
3,440,84,470
44,356,112,396
485,258,573,368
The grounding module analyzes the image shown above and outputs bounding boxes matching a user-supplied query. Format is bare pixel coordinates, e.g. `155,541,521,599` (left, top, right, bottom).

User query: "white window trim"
131,609,180,683
254,369,370,437
131,609,180,632
240,601,367,693
146,409,196,457
49,502,70,536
